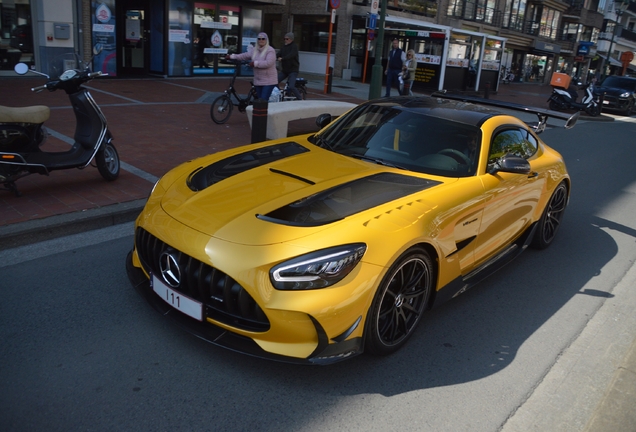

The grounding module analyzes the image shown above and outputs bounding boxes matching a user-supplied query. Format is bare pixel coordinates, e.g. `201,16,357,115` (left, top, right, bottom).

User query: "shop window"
297,15,336,54
1,1,33,69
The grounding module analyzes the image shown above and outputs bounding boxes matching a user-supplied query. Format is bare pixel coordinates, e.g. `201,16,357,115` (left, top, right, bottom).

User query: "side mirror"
489,154,532,175
316,113,332,129
14,63,29,75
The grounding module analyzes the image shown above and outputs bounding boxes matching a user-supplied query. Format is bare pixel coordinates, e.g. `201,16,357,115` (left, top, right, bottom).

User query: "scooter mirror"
14,63,29,75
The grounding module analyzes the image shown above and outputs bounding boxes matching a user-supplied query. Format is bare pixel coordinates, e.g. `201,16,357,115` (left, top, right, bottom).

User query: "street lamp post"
601,0,630,79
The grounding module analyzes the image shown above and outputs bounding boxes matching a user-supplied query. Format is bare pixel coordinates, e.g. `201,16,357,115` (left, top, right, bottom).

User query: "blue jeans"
255,85,276,101
385,68,401,97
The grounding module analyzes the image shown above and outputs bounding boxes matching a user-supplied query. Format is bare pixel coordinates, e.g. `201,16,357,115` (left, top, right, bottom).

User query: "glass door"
121,6,148,74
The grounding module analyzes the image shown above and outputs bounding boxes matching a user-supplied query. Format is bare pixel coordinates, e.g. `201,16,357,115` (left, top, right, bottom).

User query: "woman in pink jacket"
229,32,278,101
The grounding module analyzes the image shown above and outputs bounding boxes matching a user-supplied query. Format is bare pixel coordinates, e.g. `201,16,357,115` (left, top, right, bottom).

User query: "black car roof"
366,96,501,128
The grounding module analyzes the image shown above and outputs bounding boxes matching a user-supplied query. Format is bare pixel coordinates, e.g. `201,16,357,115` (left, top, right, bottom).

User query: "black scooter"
0,50,120,197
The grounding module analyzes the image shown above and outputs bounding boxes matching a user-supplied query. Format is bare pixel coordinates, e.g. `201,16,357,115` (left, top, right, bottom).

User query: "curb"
0,199,146,251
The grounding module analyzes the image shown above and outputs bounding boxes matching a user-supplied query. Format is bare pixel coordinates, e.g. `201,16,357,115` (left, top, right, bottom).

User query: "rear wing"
431,91,579,134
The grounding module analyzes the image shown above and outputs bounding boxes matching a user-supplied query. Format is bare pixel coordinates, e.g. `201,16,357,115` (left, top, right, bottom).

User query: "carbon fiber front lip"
126,250,363,365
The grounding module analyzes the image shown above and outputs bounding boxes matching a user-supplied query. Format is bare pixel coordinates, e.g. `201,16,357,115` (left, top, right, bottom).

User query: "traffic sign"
370,0,379,14
330,0,340,9
368,13,377,30
368,30,375,40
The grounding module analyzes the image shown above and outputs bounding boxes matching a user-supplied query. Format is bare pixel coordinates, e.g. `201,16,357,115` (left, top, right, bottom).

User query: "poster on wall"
91,0,117,76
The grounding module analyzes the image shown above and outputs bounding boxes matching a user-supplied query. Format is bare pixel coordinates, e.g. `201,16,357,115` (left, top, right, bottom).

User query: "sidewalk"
0,71,634,431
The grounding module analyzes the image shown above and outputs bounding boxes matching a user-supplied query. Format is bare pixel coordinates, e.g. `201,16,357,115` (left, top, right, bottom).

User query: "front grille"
135,228,270,332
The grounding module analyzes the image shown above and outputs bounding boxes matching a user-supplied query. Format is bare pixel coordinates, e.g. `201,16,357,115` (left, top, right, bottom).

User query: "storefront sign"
577,42,594,56
201,21,232,30
534,41,561,54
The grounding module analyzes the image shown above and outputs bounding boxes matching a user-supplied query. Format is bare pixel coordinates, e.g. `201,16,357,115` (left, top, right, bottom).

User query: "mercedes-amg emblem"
159,251,181,288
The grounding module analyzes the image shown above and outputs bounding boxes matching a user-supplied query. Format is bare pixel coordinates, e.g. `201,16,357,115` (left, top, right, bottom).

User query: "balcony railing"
618,27,636,42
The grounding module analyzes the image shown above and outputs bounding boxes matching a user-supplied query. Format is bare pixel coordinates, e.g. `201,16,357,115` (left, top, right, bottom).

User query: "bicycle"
210,60,258,124
280,77,308,101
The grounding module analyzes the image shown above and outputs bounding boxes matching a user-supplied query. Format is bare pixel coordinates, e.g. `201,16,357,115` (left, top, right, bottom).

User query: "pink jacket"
232,47,278,86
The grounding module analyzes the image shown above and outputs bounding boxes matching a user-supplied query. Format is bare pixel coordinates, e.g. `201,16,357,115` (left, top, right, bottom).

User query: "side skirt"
431,222,538,308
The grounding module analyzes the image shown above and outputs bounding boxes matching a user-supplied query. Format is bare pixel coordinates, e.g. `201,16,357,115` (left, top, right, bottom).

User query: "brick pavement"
0,75,363,227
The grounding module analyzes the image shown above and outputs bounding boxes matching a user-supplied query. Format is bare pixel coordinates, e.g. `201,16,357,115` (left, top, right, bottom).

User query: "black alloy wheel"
531,181,568,249
365,247,433,355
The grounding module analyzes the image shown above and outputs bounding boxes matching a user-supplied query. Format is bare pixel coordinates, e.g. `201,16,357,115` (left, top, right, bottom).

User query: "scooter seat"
0,105,50,124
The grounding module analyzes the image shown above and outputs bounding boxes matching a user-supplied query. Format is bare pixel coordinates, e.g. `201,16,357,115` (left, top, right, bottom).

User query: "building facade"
2,0,634,88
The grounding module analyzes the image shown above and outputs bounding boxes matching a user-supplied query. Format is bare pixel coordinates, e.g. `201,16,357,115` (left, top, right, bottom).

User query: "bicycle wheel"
298,85,307,100
210,94,233,124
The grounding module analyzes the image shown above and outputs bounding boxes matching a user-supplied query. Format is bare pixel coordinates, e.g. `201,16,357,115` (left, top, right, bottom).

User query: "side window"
488,127,538,165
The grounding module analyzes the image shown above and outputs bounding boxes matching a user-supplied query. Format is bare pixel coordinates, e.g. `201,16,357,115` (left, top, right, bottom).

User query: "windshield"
48,53,87,80
601,76,636,90
313,103,481,177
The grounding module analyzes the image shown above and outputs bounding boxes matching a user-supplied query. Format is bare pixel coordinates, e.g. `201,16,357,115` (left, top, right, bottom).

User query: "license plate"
152,274,203,321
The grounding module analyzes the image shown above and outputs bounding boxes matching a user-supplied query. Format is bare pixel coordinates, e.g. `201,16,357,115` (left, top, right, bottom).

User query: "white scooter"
547,81,601,117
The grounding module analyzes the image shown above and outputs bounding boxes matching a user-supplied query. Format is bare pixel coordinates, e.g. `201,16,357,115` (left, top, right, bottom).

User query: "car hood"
159,141,444,245
594,85,633,97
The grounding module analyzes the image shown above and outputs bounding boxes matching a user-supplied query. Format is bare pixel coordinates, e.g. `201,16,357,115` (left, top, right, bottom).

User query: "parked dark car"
10,24,33,53
594,76,636,115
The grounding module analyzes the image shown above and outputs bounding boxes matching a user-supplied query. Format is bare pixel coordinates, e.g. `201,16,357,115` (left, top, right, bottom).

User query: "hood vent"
187,142,309,191
258,173,440,226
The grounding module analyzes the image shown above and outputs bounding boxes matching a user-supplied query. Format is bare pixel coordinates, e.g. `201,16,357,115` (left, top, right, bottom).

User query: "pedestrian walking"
228,32,278,101
401,49,416,95
277,32,303,100
384,38,405,97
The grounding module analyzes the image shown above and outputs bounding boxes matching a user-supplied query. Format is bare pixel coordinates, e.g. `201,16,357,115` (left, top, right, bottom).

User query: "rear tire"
365,247,433,356
531,181,568,249
96,141,120,181
211,95,233,124
549,99,563,111
298,85,307,100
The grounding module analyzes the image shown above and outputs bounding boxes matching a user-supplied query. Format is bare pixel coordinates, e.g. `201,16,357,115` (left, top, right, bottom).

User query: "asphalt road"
1,118,636,431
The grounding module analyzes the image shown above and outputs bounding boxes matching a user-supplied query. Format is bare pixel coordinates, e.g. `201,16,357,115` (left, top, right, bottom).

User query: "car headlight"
270,244,367,290
619,91,630,98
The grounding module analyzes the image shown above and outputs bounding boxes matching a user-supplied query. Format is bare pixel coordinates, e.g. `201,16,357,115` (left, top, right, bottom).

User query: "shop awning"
597,54,623,67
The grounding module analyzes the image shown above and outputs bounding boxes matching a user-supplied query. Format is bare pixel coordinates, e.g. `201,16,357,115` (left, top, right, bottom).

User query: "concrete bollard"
251,99,268,143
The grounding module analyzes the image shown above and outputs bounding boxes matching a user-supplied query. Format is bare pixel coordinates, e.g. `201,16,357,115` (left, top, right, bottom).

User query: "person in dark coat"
384,38,405,97
277,32,303,100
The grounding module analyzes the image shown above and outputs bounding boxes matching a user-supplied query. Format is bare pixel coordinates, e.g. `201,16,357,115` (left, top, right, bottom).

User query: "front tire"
585,103,601,117
96,140,120,181
365,247,434,355
531,181,568,249
210,95,233,124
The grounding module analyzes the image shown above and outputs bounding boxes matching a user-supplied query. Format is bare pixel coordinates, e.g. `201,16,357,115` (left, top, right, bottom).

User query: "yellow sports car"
126,95,578,364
